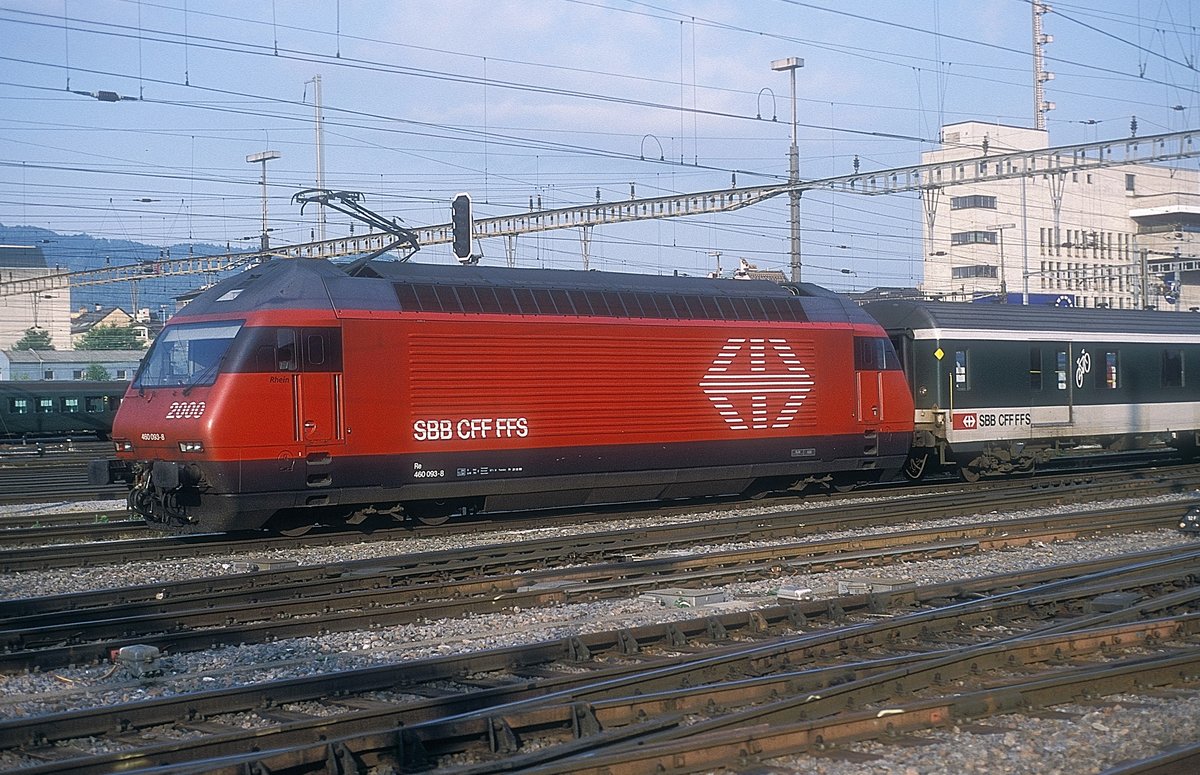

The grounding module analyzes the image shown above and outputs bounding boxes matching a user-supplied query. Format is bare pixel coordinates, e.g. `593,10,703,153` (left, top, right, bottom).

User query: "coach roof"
864,299,1200,338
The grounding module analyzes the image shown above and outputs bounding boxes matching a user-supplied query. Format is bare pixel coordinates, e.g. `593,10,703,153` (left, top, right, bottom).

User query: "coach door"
282,328,344,447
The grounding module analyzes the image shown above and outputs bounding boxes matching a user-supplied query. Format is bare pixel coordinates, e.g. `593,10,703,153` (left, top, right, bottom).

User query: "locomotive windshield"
133,321,244,389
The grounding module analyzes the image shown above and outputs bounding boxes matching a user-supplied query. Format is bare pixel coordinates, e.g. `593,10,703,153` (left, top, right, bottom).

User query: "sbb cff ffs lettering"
412,417,529,442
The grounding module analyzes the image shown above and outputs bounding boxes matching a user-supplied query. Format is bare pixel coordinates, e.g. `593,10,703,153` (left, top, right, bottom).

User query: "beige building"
0,246,72,350
921,122,1200,310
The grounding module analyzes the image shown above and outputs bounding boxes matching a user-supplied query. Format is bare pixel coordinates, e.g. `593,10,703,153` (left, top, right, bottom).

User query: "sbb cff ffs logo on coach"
952,411,1032,431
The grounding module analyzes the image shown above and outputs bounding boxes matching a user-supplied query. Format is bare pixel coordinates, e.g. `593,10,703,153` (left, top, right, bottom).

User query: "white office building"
921,121,1200,310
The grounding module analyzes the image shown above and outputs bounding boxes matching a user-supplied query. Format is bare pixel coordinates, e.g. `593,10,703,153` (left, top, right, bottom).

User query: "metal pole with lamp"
771,57,804,283
246,150,282,252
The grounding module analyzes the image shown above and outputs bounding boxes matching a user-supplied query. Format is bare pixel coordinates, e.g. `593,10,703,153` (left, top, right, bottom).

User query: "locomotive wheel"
404,500,455,526
959,465,981,483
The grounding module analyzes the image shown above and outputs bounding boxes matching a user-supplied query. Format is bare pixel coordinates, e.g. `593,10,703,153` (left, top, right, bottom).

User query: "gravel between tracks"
1,492,1199,773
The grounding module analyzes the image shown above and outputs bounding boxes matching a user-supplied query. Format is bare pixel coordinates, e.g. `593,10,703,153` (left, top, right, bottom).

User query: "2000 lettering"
165,401,206,420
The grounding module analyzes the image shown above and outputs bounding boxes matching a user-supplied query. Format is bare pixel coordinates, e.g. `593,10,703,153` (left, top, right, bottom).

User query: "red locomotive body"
95,259,913,532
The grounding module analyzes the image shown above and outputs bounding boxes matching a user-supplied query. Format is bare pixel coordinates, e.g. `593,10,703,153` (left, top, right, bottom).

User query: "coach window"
953,349,970,391
37,398,56,413
9,398,29,415
1163,349,1184,388
1055,350,1068,390
85,396,107,413
61,397,80,413
1097,351,1119,389
1029,347,1043,390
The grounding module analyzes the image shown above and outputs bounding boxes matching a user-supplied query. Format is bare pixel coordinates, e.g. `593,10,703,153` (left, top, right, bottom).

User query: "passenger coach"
863,299,1200,480
95,258,913,533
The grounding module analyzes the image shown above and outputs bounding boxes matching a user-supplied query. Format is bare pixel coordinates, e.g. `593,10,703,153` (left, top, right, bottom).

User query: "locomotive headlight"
179,441,205,453
115,439,133,453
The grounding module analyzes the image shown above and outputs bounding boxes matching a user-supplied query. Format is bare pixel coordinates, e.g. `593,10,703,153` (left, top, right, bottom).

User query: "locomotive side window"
9,398,29,415
276,330,298,371
954,349,970,391
1056,350,1068,390
1029,347,1042,390
1163,349,1184,388
305,334,326,367
854,337,901,371
1098,351,1119,389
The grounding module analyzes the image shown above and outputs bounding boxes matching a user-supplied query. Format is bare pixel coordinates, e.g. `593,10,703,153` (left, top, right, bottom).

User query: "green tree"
84,363,112,380
12,327,55,351
77,323,144,350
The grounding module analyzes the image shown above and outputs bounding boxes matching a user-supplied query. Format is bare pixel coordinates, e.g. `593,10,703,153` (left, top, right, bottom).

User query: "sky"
1,0,1198,293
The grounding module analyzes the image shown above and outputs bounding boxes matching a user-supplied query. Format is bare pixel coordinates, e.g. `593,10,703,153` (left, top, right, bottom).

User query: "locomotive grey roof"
178,257,877,326
863,299,1200,341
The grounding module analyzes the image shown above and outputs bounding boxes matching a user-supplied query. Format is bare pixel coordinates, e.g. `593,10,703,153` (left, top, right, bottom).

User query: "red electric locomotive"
93,258,913,533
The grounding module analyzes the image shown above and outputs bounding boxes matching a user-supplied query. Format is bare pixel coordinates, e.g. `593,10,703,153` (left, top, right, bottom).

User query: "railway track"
0,494,1192,672
1,462,1195,569
2,462,1198,771
1,546,1197,773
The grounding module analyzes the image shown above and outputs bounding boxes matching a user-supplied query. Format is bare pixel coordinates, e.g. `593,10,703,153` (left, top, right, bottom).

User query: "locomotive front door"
856,370,882,424
297,372,343,445
278,327,344,447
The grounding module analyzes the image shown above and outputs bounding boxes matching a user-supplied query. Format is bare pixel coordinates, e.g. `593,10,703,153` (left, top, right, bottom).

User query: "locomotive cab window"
1163,349,1184,388
134,321,244,389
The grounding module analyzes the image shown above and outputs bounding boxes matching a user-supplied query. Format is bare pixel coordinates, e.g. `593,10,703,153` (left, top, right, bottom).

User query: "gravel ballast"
0,492,1198,773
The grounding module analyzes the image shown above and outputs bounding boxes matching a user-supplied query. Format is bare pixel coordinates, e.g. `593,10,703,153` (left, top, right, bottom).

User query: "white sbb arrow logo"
699,338,814,430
